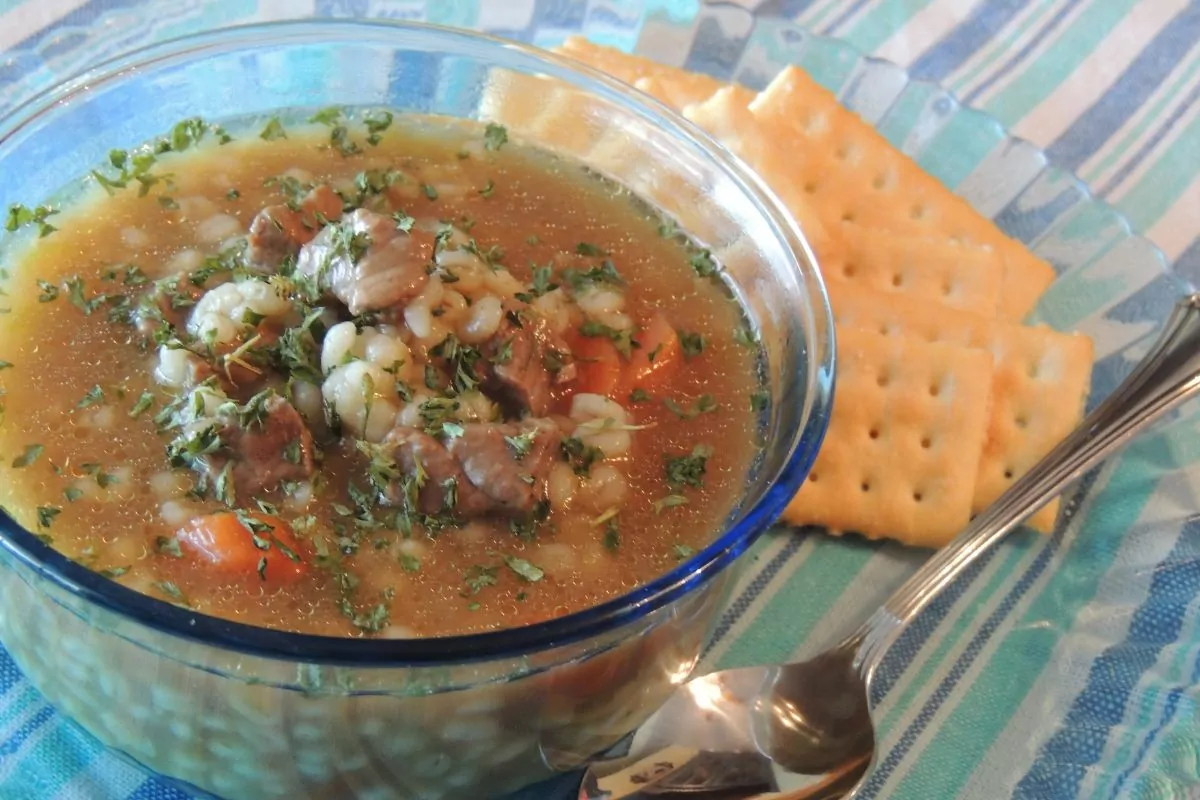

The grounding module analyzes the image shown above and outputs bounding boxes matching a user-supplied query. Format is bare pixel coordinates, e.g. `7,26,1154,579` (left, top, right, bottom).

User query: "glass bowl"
0,19,834,800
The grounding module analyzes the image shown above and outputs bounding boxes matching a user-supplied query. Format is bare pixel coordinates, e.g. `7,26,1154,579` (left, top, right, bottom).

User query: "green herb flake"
400,553,421,572
479,178,496,198
463,564,499,595
100,566,131,579
689,249,719,278
12,443,44,468
629,387,651,404
155,535,184,558
561,436,603,476
157,196,179,210
129,391,155,418
665,445,713,489
575,242,608,257
5,204,59,237
393,210,415,233
36,280,58,302
750,390,769,412
259,117,288,141
673,543,697,560
678,330,706,359
483,123,508,151
63,486,84,503
154,580,189,605
734,324,759,349
36,505,60,529
77,385,105,409
504,430,537,461
653,494,690,514
225,188,241,201
504,555,544,583
603,518,620,552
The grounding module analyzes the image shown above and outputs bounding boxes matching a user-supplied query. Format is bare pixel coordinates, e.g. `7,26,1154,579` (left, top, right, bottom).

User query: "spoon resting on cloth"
556,295,1200,800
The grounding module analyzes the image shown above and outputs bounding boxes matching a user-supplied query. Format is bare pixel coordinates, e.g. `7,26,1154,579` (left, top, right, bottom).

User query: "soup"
0,111,762,638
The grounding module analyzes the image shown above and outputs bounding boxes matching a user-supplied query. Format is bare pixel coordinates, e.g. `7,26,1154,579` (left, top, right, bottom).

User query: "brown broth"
0,116,762,637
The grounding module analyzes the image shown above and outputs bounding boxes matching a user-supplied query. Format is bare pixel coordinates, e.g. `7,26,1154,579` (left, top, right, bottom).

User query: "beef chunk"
186,395,316,501
246,185,344,271
134,279,202,340
380,419,561,519
482,317,576,417
295,209,432,314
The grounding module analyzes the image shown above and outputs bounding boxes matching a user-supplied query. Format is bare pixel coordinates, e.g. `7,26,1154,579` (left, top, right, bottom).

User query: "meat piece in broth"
380,419,561,519
295,208,433,315
195,394,316,500
482,317,577,417
246,184,344,270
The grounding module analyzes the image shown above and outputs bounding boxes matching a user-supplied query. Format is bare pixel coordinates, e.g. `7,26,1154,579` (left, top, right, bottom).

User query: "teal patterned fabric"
2,2,1200,799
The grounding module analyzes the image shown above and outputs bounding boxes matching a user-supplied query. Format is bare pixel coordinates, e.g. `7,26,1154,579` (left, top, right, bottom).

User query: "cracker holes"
872,173,888,190
1027,361,1041,380
941,280,955,297
879,323,893,336
1015,414,1029,429
910,203,927,221
860,480,871,493
842,211,857,223
804,181,819,194
868,427,880,440
920,435,933,450
929,380,942,398
912,490,924,503
808,472,819,483
1003,467,1015,480
891,272,905,288
843,263,857,278
876,370,891,388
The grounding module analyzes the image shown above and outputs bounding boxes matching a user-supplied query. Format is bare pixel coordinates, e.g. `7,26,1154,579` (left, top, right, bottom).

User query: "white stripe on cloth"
1079,43,1200,187
1147,172,1200,261
0,0,89,51
946,0,1077,97
873,0,987,68
1011,0,1188,145
870,460,1113,796
959,454,1195,799
55,753,148,800
256,0,316,21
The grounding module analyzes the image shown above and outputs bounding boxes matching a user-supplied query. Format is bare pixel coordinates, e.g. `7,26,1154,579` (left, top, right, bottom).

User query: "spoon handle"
854,294,1200,664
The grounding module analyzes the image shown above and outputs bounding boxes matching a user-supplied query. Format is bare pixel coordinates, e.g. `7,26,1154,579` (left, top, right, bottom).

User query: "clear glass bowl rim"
0,18,835,667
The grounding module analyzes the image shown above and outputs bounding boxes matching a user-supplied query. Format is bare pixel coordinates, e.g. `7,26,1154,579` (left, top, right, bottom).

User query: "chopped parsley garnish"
750,390,769,412
561,436,603,476
36,505,60,529
128,391,155,418
77,385,105,409
658,219,678,238
341,591,392,633
90,148,160,196
603,518,620,552
430,335,483,395
653,494,689,514
489,337,514,366
664,395,718,420
225,188,240,200
100,566,131,579
629,387,651,404
154,580,190,605
503,555,544,583
12,443,43,468
673,543,697,560
665,445,713,488
421,183,439,201
509,500,550,542
63,486,84,503
36,280,58,302
576,242,608,257
5,204,58,237
479,178,496,198
157,196,179,210
678,330,706,359
155,535,184,558
399,553,421,572
393,210,415,232
563,259,625,292
441,421,465,440
504,430,537,461
579,320,634,357
309,107,343,126
734,324,759,348
463,564,499,595
483,123,508,151
689,249,719,278
259,117,287,141
363,110,394,145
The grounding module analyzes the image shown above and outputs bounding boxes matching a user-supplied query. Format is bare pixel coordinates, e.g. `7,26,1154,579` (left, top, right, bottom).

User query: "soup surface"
0,112,762,637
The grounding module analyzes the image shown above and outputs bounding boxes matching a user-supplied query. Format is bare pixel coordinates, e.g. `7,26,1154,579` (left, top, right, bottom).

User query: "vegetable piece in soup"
0,112,763,637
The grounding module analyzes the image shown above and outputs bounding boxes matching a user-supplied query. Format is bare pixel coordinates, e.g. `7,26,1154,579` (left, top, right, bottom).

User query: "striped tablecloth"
2,2,1200,799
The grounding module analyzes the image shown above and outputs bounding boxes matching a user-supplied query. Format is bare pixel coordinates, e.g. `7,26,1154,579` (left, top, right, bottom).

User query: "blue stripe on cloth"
1099,77,1200,195
819,0,872,35
0,705,53,757
962,0,1087,104
1171,236,1200,287
906,0,1029,83
126,777,197,800
0,648,25,696
703,535,805,655
1012,517,1200,798
1045,2,1200,172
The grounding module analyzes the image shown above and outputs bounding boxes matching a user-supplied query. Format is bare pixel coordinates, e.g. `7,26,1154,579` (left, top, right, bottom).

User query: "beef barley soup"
0,111,764,638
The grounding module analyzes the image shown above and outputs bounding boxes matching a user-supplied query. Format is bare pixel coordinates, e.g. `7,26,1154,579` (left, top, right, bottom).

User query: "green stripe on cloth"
947,1,1068,95
715,535,877,669
982,0,1140,125
876,542,1032,736
1114,109,1200,231
842,0,942,55
889,447,1161,798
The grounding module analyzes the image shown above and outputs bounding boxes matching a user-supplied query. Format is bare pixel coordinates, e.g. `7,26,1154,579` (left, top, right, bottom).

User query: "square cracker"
836,225,1004,317
557,36,725,99
750,66,1055,321
826,279,1094,531
782,327,995,548
683,86,845,275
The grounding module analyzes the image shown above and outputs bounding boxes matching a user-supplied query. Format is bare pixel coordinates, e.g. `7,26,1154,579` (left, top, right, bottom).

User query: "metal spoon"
569,295,1200,800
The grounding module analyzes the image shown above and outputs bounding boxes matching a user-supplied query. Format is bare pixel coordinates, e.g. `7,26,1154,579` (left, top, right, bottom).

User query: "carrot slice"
571,334,624,398
177,512,308,584
620,313,681,398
